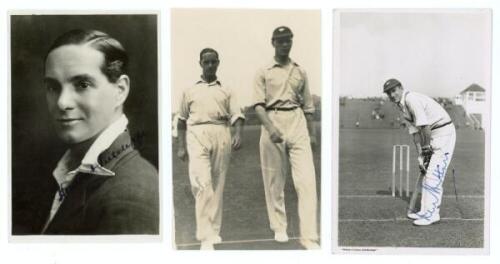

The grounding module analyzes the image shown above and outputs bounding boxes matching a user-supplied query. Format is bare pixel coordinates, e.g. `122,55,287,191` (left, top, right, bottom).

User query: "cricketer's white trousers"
419,124,456,219
259,109,318,240
186,124,231,242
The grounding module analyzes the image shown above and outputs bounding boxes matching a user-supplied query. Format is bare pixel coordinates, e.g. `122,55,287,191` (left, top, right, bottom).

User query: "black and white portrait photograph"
171,9,321,250
10,13,160,236
334,10,490,252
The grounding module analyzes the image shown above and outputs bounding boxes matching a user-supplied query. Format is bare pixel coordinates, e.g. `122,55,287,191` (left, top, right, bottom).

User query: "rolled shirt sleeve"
228,87,245,125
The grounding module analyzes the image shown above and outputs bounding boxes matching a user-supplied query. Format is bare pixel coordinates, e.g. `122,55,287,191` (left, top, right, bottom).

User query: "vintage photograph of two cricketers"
335,10,490,252
171,9,322,250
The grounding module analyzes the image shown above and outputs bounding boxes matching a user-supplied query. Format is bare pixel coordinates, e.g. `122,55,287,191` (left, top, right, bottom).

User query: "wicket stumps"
392,145,410,197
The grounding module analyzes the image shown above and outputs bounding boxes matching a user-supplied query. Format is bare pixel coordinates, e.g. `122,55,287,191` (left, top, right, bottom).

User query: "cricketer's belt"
431,121,453,131
265,106,298,112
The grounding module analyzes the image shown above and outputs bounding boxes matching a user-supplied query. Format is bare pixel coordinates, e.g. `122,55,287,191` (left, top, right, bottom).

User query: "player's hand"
418,155,427,174
421,145,433,157
232,134,242,150
269,127,284,143
177,147,188,161
421,145,433,168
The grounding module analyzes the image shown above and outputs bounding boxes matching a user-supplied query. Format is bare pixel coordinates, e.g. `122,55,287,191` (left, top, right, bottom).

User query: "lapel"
34,176,59,233
42,173,97,234
42,131,136,234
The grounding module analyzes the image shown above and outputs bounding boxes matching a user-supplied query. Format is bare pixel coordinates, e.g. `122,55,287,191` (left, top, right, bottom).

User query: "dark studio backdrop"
10,14,159,234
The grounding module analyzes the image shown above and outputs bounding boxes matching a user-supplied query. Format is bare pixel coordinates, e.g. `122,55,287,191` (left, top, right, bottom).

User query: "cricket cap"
383,78,402,93
272,26,293,40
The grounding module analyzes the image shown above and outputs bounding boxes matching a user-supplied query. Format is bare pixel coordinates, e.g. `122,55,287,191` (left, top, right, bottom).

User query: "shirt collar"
266,58,299,69
196,78,221,86
52,114,129,185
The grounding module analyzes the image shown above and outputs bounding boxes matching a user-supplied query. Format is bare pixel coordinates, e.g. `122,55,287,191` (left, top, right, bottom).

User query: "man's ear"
114,74,130,108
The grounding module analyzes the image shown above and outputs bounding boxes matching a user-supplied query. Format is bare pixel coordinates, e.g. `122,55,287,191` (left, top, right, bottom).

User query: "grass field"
172,123,321,250
338,128,485,248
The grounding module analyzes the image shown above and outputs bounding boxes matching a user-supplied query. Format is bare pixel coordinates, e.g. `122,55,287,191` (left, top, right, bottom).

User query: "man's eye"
45,83,59,92
75,81,92,89
203,60,216,65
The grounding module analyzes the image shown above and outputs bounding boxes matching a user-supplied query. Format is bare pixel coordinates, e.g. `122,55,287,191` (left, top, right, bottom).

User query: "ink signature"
99,130,146,166
418,152,450,220
57,186,67,201
100,142,134,166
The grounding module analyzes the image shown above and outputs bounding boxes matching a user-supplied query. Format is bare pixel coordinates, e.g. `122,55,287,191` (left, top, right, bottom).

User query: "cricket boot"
274,231,289,243
413,215,440,226
300,239,320,250
200,241,215,250
407,210,424,220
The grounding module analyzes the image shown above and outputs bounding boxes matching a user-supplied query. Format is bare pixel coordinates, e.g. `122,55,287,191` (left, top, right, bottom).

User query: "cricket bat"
408,171,424,214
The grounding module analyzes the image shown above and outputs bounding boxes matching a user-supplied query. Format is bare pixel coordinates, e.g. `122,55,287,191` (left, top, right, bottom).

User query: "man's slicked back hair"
199,47,219,61
45,29,128,83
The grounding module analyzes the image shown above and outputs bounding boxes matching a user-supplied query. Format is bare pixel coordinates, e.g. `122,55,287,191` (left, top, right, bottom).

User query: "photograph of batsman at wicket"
171,9,321,250
335,10,490,251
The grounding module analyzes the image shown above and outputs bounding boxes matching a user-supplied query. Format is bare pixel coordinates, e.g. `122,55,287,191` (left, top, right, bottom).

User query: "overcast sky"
171,9,321,110
339,10,491,98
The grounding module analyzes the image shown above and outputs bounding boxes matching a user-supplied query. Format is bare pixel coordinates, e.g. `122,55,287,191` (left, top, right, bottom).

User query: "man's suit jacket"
39,131,159,235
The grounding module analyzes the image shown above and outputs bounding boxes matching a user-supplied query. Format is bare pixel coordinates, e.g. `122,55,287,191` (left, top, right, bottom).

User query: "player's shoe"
413,215,440,226
300,239,320,250
200,241,214,250
407,212,421,220
274,231,289,242
212,235,222,244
